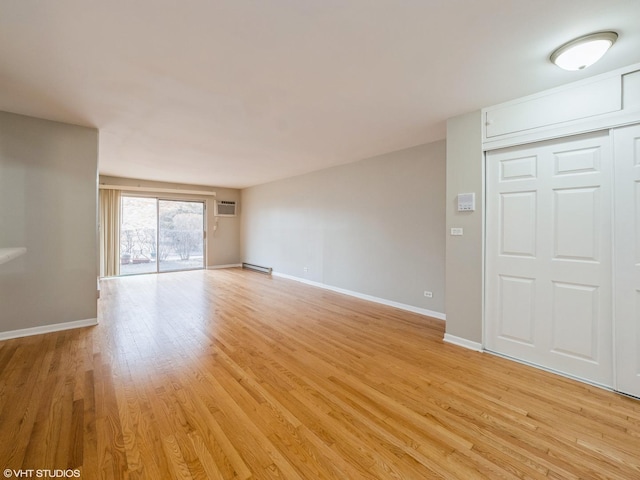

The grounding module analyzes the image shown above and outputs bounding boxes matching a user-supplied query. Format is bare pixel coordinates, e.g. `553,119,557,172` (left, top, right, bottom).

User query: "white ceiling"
1,1,640,189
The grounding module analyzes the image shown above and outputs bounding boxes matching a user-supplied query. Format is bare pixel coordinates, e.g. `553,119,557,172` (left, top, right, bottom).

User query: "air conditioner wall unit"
215,200,237,217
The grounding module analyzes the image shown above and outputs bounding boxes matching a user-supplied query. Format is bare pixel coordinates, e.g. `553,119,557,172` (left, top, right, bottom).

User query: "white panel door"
614,123,640,398
486,132,613,387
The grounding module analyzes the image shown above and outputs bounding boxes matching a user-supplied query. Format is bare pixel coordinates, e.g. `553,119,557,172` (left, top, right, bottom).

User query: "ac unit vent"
215,200,237,217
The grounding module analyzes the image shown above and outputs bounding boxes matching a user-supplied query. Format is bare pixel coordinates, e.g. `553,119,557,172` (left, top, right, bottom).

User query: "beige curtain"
99,188,121,277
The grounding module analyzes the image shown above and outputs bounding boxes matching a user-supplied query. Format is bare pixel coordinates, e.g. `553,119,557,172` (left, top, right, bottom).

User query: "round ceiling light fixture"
550,31,618,71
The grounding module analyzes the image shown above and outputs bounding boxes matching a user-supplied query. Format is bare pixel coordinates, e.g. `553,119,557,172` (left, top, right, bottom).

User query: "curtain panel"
99,188,121,277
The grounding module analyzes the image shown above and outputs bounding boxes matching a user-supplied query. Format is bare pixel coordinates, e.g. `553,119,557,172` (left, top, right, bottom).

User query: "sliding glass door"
120,197,204,275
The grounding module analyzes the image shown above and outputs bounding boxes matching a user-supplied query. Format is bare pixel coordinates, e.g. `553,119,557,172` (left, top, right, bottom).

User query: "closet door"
614,124,640,398
486,131,613,387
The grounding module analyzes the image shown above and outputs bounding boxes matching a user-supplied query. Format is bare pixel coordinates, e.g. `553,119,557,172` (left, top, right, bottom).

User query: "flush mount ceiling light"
550,31,618,71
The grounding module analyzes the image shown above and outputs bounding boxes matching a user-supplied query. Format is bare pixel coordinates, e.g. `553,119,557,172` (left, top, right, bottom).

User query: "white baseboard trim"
272,271,446,320
207,264,242,270
443,334,483,352
0,318,98,341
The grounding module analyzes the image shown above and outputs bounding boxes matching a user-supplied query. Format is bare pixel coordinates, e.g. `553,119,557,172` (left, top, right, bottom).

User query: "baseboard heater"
242,263,272,275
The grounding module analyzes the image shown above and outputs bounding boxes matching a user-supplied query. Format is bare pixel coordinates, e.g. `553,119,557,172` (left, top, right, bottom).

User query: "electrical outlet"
303,267,308,272
424,291,433,298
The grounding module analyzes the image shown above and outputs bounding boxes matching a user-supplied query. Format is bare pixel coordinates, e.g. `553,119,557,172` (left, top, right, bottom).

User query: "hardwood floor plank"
162,434,193,480
95,361,127,479
188,431,227,480
67,398,84,469
81,369,98,479
1,268,639,479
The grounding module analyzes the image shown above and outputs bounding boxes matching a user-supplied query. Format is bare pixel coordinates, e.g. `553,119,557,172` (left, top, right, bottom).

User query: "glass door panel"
120,197,158,275
158,200,204,272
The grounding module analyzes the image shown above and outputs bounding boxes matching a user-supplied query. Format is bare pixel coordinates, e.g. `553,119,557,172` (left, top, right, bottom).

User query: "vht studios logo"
3,470,81,478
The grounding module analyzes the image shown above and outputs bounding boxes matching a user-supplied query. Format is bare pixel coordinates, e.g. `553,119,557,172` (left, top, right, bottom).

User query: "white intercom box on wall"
457,193,476,212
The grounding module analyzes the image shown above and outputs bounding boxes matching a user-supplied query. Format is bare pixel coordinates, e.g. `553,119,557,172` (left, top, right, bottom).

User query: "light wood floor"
1,269,639,479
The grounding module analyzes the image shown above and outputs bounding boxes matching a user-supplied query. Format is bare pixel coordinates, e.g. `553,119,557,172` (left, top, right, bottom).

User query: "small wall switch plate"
450,228,463,236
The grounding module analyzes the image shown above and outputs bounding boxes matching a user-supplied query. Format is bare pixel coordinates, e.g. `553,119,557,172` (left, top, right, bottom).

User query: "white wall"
99,176,242,268
445,111,483,345
0,111,98,333
241,141,446,315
